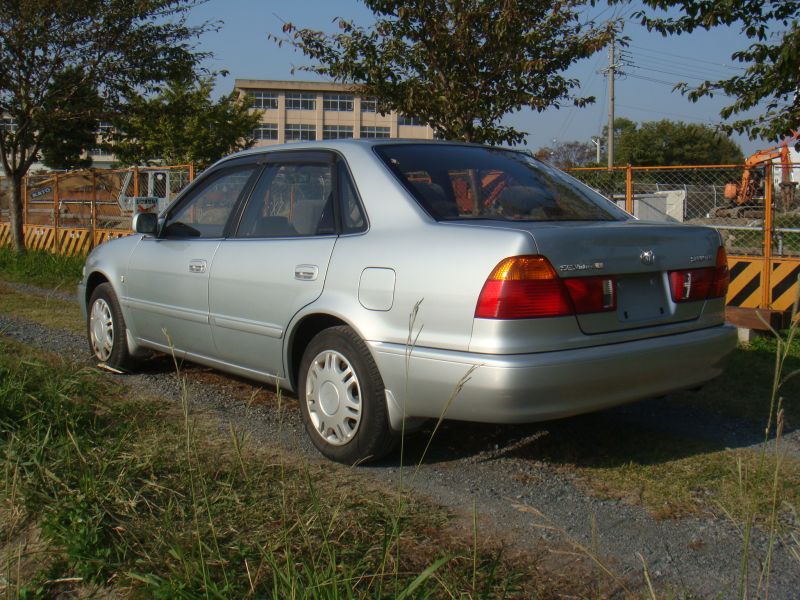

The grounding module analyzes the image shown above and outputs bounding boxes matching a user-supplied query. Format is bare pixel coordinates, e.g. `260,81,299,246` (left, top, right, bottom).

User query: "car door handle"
188,259,207,274
295,264,319,281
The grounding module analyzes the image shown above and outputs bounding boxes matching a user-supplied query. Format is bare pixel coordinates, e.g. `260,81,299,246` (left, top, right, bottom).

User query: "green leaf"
395,555,450,600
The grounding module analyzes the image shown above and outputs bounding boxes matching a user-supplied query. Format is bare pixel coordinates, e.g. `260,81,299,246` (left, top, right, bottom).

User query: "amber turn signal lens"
487,256,558,281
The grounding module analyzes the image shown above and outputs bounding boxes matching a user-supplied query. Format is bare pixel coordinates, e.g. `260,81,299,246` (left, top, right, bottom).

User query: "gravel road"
1,282,798,599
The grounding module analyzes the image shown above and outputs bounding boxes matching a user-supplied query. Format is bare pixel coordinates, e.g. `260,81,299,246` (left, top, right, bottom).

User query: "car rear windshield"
375,144,629,222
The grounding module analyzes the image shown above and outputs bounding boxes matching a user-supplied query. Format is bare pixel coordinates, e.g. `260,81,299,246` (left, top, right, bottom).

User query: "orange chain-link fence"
566,163,800,316
0,165,194,256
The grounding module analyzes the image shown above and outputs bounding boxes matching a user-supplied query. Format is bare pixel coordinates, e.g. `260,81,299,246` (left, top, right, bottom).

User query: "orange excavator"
716,131,799,218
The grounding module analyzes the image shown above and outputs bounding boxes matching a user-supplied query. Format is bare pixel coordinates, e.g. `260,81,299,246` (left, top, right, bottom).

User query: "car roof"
211,138,528,172
232,138,485,156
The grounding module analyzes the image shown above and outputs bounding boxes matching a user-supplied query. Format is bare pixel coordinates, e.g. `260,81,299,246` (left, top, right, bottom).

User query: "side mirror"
132,212,158,235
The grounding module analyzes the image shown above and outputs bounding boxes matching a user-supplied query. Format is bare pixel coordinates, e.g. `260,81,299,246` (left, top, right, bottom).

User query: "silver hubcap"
89,298,114,361
305,350,362,446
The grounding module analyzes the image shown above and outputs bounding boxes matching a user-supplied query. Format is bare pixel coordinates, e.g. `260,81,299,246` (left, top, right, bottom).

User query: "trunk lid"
455,219,722,334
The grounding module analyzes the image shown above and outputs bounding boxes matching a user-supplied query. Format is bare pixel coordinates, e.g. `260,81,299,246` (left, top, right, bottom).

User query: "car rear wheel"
87,283,135,371
299,326,397,464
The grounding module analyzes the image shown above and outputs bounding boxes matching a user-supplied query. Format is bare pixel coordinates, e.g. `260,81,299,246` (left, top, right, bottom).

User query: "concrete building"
234,79,434,146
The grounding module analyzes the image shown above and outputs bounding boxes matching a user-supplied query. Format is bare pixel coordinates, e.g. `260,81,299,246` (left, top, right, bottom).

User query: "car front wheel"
87,282,135,371
299,326,397,464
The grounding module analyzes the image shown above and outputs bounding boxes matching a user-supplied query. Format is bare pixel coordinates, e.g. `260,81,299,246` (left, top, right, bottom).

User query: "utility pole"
607,35,616,170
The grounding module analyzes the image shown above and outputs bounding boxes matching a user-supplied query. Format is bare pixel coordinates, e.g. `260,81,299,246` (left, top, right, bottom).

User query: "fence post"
188,163,195,182
91,170,98,249
763,163,773,309
53,173,60,253
625,166,633,215
133,166,139,198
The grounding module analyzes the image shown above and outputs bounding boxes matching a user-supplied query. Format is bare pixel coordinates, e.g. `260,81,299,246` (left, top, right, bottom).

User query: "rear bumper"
369,324,737,423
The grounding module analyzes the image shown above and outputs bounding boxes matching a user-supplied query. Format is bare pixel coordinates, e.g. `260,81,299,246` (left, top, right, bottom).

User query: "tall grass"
0,247,83,290
736,298,800,599
0,339,527,598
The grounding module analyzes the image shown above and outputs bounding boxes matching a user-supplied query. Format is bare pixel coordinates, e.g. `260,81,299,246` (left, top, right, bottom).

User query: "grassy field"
539,328,800,523
0,247,83,290
1,338,563,598
0,253,797,596
673,332,800,424
530,419,800,523
0,282,83,333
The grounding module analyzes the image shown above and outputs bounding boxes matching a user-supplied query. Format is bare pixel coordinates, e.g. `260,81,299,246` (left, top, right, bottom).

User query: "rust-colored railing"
566,163,800,315
0,165,194,255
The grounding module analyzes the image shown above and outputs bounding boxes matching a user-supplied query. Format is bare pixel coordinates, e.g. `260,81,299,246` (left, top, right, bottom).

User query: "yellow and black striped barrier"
726,257,764,310
23,226,56,253
94,229,130,247
1,225,131,256
725,256,800,313
58,229,93,256
769,259,800,312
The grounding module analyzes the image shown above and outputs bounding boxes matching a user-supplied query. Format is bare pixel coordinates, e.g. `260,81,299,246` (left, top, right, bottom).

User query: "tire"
298,326,397,464
87,282,135,371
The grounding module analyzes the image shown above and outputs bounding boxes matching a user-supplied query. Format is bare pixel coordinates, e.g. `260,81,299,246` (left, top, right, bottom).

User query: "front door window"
164,166,257,238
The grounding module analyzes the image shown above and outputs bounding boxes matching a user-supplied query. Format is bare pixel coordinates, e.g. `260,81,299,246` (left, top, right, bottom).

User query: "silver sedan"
79,140,737,463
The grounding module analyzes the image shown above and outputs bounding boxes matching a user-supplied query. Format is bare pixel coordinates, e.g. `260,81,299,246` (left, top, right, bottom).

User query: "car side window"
163,166,257,238
236,162,335,238
339,162,367,234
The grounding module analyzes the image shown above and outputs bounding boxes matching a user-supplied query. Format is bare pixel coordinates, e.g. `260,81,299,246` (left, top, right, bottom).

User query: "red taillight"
669,268,713,302
711,246,729,298
563,276,616,313
475,256,571,319
475,256,616,319
668,246,729,302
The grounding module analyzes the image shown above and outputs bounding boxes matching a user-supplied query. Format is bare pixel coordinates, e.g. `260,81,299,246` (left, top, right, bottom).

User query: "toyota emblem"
640,250,655,265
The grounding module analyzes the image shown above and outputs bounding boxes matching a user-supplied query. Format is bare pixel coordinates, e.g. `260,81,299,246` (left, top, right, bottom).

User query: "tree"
112,77,261,169
608,118,744,166
534,140,598,168
275,0,617,145
37,69,105,171
0,0,210,252
629,1,799,142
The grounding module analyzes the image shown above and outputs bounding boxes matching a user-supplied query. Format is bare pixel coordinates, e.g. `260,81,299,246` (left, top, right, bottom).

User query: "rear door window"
236,163,335,238
376,144,629,222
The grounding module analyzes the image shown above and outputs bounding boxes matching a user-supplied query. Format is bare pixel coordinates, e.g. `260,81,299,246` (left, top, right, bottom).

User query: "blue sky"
188,0,766,155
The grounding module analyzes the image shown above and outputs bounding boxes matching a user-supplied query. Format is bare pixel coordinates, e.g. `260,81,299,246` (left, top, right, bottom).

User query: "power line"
624,73,681,87
617,102,715,122
626,63,711,83
555,52,605,141
622,71,736,98
627,43,746,71
620,52,728,81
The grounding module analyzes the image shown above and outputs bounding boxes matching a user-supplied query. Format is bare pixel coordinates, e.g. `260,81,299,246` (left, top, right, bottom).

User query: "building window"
247,90,279,110
360,126,390,139
285,93,316,111
361,97,377,113
398,115,425,127
323,94,354,112
253,124,278,140
90,121,113,155
285,123,316,141
96,121,113,135
1,117,17,132
323,125,354,139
